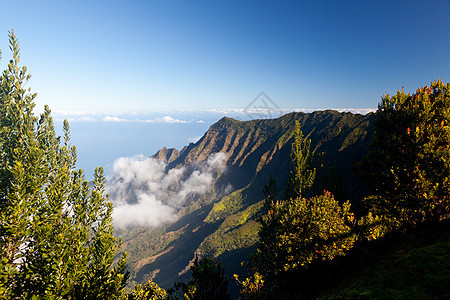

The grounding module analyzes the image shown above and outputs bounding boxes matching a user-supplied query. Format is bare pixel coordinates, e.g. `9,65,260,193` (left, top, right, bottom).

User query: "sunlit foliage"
361,80,450,226
233,272,265,300
128,280,167,300
257,192,355,275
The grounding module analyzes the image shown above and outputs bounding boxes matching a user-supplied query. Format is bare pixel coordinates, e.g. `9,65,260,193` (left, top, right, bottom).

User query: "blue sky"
1,0,449,113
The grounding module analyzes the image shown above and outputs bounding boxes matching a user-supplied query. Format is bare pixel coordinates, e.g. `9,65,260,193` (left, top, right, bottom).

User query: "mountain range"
115,110,375,292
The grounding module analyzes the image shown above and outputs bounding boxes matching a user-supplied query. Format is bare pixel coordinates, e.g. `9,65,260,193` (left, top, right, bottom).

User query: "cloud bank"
107,153,227,229
52,109,376,123
102,115,189,123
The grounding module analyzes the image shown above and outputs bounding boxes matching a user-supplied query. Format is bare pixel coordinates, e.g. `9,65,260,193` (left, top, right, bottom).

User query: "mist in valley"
106,152,228,229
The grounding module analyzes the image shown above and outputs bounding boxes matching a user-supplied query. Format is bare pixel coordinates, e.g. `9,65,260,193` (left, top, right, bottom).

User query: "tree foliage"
361,80,450,226
128,280,167,300
0,30,128,299
189,257,229,300
168,257,229,300
284,120,316,200
256,192,355,275
233,272,265,300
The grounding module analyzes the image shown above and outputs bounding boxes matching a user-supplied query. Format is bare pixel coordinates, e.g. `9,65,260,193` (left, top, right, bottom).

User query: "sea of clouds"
106,152,228,229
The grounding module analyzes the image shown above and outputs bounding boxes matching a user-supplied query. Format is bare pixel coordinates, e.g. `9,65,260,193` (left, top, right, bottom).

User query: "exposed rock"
150,147,180,163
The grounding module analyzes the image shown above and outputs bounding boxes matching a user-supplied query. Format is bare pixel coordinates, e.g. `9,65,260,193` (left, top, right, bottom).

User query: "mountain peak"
210,116,240,130
150,147,180,163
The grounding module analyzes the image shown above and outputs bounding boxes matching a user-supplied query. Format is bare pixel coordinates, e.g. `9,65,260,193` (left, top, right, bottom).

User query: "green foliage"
284,121,316,200
357,210,398,242
256,192,355,276
233,272,265,300
189,257,229,300
204,190,245,223
128,280,167,300
200,220,260,258
169,257,229,300
0,31,127,299
361,80,450,226
200,200,262,256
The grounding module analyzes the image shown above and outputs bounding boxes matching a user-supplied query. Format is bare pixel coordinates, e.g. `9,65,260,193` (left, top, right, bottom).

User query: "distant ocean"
52,108,374,180
53,111,222,180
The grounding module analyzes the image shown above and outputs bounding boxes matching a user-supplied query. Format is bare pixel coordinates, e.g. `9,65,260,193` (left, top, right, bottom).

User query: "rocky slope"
150,147,180,163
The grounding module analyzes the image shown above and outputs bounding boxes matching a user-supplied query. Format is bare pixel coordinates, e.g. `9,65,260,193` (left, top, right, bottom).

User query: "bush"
360,80,450,226
128,280,167,300
256,192,356,275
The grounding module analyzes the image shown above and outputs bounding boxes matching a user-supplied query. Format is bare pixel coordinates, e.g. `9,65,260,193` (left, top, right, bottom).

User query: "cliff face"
119,110,375,291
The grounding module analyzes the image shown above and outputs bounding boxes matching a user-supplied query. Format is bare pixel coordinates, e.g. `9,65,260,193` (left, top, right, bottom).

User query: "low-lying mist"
106,152,227,229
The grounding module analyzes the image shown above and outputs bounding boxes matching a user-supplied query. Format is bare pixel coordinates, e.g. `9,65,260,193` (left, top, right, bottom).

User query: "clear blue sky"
1,0,449,112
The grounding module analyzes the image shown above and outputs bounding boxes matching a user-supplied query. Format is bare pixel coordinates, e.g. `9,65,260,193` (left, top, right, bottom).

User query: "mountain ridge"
118,110,376,291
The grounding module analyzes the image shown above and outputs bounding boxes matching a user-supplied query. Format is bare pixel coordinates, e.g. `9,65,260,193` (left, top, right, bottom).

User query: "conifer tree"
284,121,316,200
189,257,229,300
168,257,229,300
0,30,128,299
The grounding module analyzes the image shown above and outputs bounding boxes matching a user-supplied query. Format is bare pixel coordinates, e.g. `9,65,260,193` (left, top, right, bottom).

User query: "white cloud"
113,193,178,228
333,108,376,115
103,116,129,122
147,116,189,123
67,116,97,122
107,153,228,229
101,115,190,123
